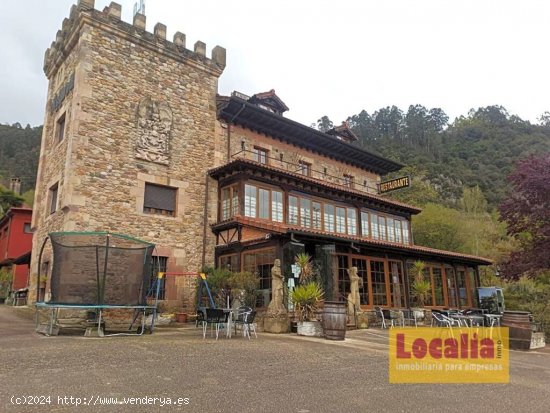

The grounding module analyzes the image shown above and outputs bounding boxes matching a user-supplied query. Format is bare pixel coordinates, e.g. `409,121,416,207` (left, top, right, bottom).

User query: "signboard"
378,176,411,194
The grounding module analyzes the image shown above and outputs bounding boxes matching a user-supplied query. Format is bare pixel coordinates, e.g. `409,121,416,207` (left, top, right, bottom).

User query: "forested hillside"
343,105,550,208
0,123,41,193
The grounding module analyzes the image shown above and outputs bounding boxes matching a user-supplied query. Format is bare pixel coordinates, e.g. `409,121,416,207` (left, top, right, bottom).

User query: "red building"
0,207,33,292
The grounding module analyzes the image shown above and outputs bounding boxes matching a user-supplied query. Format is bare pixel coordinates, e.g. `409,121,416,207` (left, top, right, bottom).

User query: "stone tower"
30,0,226,309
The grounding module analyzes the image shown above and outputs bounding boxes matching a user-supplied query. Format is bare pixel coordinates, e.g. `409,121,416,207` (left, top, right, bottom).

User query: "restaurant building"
30,0,491,316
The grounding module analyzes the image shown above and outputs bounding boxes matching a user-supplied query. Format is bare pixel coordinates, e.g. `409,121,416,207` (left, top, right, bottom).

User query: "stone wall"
215,122,382,193
30,0,225,313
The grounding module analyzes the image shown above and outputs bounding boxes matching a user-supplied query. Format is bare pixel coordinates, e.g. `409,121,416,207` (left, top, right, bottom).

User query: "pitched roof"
247,89,289,114
326,121,359,142
217,94,404,175
212,215,493,266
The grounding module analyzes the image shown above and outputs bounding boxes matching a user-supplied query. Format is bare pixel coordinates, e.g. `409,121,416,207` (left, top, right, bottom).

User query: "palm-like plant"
295,253,312,283
291,282,324,321
409,261,431,307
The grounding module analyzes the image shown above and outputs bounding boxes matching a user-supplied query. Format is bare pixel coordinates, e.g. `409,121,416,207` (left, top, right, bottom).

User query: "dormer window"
326,122,359,144
247,89,289,116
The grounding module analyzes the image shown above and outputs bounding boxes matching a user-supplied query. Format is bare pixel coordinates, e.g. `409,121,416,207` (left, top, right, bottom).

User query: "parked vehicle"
477,287,505,314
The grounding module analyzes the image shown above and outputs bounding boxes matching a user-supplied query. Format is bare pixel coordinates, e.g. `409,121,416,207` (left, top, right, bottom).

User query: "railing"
230,149,380,195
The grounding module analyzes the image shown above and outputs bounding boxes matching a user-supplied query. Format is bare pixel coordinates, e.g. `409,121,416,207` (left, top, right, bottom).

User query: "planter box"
297,321,323,337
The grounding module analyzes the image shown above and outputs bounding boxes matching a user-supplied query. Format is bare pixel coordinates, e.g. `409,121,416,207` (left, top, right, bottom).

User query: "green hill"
0,123,42,193
347,105,550,209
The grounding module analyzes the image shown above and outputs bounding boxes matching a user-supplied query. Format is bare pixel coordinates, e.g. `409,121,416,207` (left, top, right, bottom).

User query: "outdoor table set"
198,306,257,340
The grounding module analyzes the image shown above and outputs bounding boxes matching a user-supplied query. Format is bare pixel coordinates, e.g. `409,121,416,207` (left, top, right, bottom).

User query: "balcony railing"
230,149,380,195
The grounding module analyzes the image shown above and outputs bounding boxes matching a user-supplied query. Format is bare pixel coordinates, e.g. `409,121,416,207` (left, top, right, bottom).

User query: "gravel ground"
1,305,549,413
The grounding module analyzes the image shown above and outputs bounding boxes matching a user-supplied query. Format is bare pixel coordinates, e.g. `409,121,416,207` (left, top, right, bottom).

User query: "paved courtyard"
1,306,549,413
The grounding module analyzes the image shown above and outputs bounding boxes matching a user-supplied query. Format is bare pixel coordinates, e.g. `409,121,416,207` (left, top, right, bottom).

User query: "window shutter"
144,184,176,212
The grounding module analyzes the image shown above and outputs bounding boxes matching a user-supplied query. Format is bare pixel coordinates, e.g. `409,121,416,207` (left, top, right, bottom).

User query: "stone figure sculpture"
267,259,286,315
347,266,361,316
135,97,173,165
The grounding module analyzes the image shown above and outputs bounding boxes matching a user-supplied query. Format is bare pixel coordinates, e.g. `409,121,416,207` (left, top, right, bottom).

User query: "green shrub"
291,282,324,322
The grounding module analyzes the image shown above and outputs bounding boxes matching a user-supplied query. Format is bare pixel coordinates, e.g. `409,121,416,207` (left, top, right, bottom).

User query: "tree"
0,185,24,217
316,116,333,133
412,203,464,252
499,154,550,278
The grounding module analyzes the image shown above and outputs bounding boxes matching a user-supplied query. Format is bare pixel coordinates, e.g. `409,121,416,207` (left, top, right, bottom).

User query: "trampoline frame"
34,232,160,337
34,303,158,337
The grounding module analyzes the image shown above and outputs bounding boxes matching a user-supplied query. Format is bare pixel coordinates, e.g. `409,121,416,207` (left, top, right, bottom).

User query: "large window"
244,184,257,217
300,198,311,228
288,196,298,225
432,267,445,306
312,202,322,230
390,261,406,308
259,188,270,219
324,204,335,232
361,212,369,238
272,191,283,222
144,183,177,217
371,213,379,239
221,184,239,220
242,248,276,307
362,210,410,245
336,207,346,233
347,208,357,236
371,260,388,306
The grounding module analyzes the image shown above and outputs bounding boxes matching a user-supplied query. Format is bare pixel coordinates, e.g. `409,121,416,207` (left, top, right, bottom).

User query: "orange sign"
389,327,509,383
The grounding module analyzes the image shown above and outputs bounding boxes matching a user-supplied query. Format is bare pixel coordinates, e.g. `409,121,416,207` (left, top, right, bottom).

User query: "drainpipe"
201,174,210,268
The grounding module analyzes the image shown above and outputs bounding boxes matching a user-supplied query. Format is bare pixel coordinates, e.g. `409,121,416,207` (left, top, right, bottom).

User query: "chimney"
9,178,22,195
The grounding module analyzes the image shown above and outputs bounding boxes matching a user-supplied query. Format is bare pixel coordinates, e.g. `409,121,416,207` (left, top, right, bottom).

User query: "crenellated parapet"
43,0,226,78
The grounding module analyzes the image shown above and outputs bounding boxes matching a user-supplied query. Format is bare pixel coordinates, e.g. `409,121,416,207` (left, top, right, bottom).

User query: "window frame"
298,160,312,176
48,182,59,215
252,146,269,165
56,112,66,143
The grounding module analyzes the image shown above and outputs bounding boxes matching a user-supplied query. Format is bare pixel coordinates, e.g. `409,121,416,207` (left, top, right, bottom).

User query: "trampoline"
34,232,158,337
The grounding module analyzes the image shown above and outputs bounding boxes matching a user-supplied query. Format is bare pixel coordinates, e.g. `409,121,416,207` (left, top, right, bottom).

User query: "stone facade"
30,0,225,312
214,122,382,193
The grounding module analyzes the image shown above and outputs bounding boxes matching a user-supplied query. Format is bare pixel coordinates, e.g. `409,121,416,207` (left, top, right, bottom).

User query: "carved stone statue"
135,97,173,165
267,259,286,316
347,266,361,316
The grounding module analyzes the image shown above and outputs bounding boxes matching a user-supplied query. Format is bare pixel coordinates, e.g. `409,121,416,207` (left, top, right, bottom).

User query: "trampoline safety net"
48,232,155,306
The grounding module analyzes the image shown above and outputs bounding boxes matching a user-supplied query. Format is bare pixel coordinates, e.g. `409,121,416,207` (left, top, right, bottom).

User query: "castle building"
30,0,491,315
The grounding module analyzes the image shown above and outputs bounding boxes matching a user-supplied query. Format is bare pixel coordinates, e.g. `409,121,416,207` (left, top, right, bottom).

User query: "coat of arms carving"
135,98,173,165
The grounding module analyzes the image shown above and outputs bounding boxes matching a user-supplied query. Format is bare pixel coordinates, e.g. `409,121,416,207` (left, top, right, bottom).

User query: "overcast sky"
1,0,550,127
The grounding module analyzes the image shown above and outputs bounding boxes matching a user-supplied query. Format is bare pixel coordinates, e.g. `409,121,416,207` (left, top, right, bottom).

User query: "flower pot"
175,313,188,323
296,321,323,337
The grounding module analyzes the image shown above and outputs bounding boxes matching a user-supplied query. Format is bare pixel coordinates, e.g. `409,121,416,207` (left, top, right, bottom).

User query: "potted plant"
409,261,430,321
291,281,324,336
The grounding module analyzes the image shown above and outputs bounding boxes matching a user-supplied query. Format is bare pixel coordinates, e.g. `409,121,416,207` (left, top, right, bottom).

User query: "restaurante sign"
378,176,410,194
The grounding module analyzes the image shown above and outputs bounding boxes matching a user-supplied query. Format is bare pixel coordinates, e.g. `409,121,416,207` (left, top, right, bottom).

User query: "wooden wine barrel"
501,311,532,350
323,301,347,341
